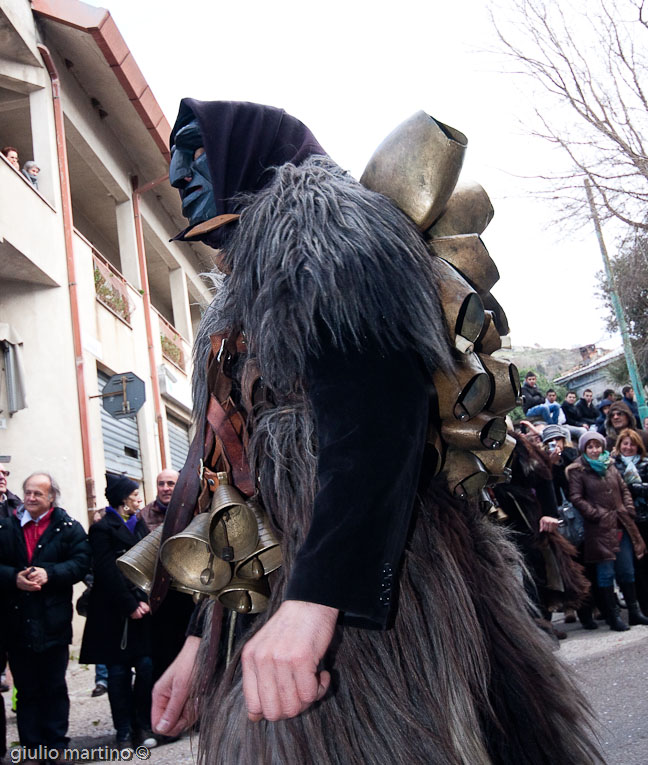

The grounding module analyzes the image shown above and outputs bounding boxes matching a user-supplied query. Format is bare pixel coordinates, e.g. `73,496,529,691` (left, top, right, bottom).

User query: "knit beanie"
105,472,139,508
578,431,606,453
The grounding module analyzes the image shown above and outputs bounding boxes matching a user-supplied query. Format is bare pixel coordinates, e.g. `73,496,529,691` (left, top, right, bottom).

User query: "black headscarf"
171,99,327,243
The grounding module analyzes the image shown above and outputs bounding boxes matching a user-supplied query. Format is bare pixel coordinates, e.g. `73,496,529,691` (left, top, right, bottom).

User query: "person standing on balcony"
21,160,40,189
1,147,19,171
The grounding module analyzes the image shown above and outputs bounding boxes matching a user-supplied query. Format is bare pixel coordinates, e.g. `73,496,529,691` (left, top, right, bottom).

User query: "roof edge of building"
31,0,171,162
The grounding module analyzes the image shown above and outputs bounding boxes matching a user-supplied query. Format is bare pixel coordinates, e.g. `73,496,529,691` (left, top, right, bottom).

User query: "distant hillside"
492,345,609,382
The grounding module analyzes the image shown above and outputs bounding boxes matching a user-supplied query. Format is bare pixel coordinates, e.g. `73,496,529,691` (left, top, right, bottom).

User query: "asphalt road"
558,615,648,765
3,617,647,763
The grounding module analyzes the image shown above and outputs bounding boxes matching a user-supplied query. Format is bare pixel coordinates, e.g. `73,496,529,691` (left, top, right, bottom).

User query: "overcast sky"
86,0,617,351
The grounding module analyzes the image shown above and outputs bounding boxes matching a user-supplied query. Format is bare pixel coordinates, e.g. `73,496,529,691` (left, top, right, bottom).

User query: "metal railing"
157,310,187,371
92,249,132,326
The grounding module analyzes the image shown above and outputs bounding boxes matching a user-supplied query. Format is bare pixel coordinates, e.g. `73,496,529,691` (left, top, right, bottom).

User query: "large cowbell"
159,512,232,594
360,111,467,231
116,524,164,594
208,473,259,562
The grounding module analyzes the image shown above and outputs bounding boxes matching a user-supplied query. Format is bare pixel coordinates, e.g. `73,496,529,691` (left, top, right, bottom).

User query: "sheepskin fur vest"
191,157,602,765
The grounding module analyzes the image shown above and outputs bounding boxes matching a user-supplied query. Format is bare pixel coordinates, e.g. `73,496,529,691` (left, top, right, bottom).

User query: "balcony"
0,155,64,287
92,249,133,326
157,310,189,372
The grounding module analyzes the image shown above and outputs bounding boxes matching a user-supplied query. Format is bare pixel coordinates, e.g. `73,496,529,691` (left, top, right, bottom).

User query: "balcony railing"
92,249,132,326
158,311,187,371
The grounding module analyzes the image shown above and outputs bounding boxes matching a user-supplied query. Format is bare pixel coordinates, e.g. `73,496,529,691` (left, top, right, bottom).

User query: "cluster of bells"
117,473,281,614
118,111,521,612
360,111,521,507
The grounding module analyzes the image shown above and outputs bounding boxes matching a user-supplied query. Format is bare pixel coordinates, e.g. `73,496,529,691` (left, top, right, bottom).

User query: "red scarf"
23,507,53,563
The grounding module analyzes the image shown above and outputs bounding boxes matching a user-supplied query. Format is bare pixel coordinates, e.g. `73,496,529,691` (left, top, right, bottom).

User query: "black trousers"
9,645,69,748
106,656,153,740
150,590,195,682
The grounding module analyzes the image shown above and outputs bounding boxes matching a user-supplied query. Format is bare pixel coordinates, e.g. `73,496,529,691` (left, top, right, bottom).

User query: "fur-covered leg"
194,486,602,764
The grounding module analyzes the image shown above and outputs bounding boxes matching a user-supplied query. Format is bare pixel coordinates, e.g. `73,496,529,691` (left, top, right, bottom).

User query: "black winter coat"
561,401,584,427
0,507,90,652
521,382,545,413
0,490,21,519
575,399,598,427
79,512,151,665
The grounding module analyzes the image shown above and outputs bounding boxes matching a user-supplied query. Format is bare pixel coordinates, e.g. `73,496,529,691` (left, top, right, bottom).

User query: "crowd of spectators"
507,372,648,637
0,467,191,762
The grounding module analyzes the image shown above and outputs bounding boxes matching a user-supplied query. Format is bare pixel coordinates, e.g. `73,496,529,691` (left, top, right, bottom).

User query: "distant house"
554,346,624,398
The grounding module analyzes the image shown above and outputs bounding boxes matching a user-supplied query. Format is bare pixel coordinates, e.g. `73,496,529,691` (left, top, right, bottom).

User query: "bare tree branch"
492,0,648,230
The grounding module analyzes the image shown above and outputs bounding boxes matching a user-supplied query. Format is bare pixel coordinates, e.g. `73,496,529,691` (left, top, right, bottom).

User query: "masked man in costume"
151,100,601,764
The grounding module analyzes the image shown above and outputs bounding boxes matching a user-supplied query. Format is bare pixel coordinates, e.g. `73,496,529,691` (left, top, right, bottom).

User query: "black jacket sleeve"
285,336,430,630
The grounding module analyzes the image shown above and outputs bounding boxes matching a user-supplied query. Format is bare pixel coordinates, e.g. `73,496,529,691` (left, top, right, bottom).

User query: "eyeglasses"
0,470,9,477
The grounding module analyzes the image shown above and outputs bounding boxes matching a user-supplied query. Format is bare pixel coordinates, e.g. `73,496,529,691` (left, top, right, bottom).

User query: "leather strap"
206,394,255,496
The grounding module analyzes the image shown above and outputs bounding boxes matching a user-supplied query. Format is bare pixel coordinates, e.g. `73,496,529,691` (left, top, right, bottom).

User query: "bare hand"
130,602,150,619
539,516,561,533
16,569,40,591
27,567,48,587
152,635,201,736
241,600,338,722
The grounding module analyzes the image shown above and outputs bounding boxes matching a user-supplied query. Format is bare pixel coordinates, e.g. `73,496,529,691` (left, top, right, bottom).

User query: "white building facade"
0,0,213,526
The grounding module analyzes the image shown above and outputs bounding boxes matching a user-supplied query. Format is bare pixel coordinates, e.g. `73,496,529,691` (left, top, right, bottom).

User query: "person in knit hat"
569,431,648,631
80,475,156,749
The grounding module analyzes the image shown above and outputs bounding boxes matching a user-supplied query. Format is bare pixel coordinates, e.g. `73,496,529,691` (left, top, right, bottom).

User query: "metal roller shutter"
98,370,143,480
167,414,190,471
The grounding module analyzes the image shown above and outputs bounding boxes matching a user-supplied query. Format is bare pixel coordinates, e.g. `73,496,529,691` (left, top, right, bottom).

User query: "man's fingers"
293,657,320,707
316,670,331,701
242,647,263,721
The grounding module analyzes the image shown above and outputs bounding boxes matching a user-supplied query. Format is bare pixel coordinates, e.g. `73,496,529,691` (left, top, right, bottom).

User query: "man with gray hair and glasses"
0,472,90,754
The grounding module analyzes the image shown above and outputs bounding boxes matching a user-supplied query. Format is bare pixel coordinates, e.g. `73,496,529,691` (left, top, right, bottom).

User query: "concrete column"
115,199,141,287
29,86,59,207
170,267,193,342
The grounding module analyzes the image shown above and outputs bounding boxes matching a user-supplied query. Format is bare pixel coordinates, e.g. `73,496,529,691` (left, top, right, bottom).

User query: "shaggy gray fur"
190,157,602,764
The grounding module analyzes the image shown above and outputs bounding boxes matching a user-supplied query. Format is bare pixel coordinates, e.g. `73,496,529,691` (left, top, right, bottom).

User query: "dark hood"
171,99,327,244
605,400,634,430
597,398,614,415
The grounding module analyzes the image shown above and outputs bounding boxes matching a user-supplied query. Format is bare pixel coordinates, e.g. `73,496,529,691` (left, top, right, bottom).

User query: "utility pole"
585,180,648,423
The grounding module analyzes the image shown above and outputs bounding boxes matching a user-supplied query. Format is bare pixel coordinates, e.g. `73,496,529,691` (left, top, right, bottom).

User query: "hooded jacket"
604,401,648,452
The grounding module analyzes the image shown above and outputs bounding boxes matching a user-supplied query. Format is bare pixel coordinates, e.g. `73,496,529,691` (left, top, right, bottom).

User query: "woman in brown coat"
568,430,648,631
